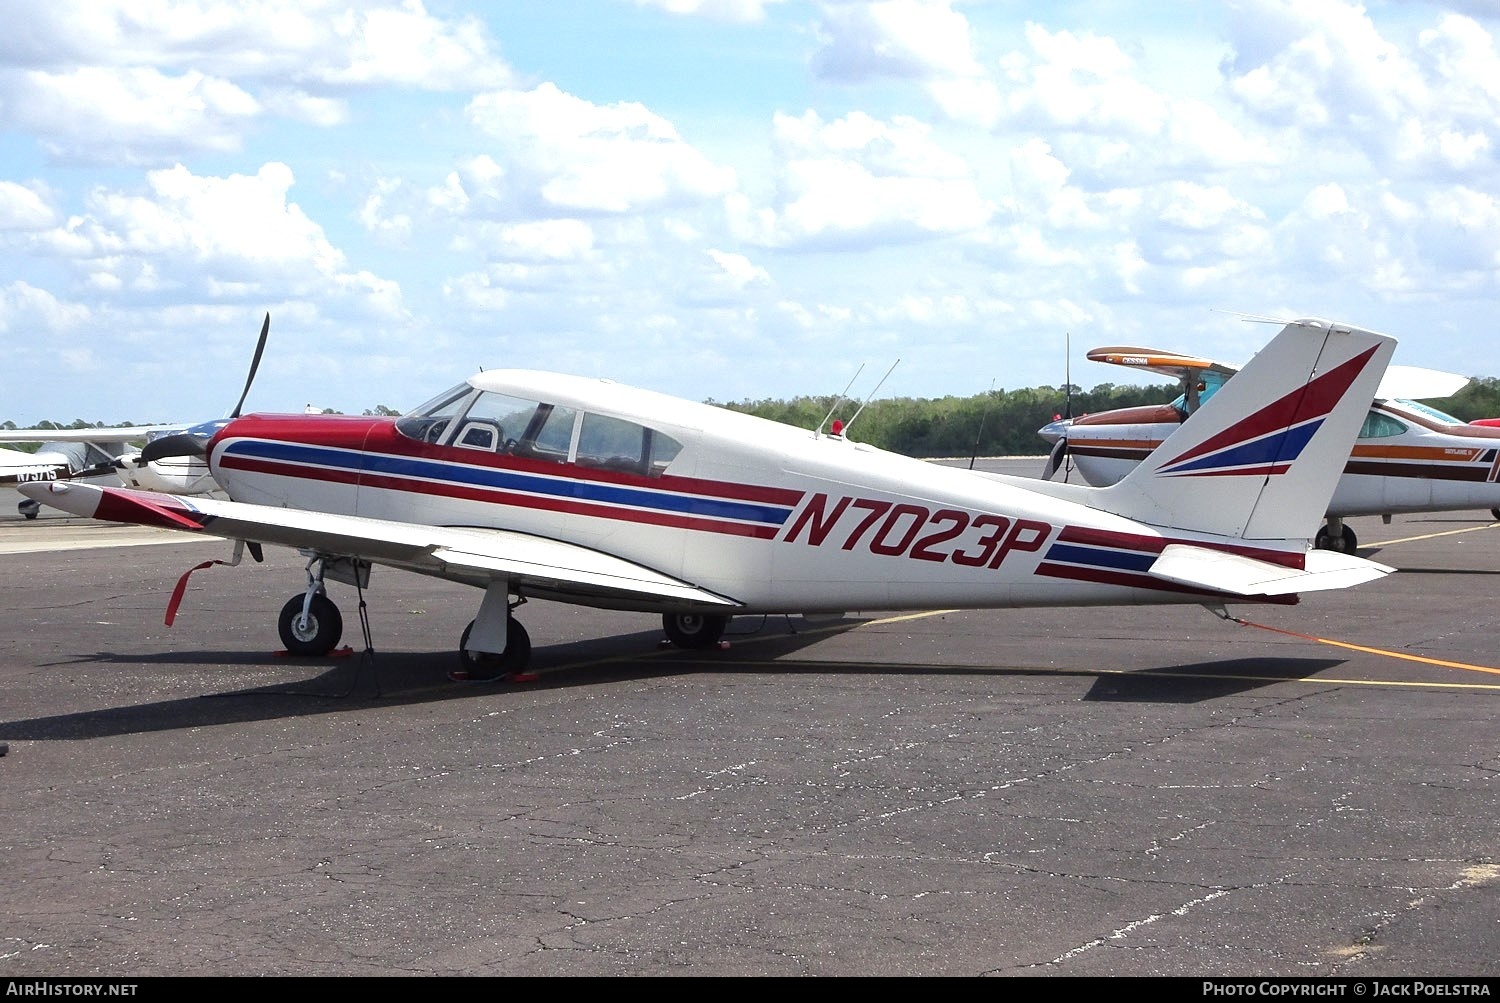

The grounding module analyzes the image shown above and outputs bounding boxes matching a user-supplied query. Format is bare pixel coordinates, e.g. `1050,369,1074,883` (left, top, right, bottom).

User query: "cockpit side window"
576,413,647,473
571,414,683,477
530,405,579,462
452,392,542,453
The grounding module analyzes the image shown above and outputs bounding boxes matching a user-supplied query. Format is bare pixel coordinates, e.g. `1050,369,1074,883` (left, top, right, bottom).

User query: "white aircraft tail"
1099,318,1395,543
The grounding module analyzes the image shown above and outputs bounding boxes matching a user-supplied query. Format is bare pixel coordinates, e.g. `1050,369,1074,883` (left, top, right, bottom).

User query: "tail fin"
1099,318,1395,541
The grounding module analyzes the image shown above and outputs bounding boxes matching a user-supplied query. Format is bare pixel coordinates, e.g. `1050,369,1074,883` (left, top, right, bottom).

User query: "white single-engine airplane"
23,316,1398,679
1037,342,1490,553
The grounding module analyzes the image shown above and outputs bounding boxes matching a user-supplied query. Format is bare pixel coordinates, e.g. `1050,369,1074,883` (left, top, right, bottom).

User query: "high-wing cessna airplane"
22,316,1398,680
1037,342,1491,553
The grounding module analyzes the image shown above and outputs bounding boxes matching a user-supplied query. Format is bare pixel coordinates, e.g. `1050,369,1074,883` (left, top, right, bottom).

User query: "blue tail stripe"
1161,420,1321,475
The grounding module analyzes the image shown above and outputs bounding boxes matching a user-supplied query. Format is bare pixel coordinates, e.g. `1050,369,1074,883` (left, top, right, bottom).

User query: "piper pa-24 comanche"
22,316,1398,679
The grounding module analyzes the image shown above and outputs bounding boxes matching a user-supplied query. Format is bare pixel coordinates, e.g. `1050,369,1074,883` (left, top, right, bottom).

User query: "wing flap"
1149,543,1394,596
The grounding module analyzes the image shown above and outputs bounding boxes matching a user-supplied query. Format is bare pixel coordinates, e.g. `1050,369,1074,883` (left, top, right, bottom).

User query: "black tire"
277,593,343,656
662,612,728,649
19,500,39,520
1491,508,1499,521
458,617,531,678
1315,525,1357,553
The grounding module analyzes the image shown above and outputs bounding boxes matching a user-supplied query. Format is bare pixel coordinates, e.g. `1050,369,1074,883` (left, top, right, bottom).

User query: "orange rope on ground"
1231,616,1500,677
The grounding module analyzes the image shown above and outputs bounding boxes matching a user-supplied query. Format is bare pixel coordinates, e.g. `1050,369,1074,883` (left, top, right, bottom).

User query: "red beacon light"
830,419,844,437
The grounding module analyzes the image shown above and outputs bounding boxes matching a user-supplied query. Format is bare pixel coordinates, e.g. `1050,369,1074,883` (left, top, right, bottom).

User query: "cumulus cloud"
811,0,1002,124
0,1,514,165
733,110,993,248
0,182,57,231
26,163,401,314
461,83,737,215
631,0,789,22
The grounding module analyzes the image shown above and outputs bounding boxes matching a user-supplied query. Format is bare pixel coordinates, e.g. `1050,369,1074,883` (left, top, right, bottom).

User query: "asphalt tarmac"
2,467,1499,978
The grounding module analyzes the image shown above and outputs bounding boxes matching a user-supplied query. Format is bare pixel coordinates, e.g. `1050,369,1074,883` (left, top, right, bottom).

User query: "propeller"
1040,432,1070,481
1039,333,1074,482
139,312,271,464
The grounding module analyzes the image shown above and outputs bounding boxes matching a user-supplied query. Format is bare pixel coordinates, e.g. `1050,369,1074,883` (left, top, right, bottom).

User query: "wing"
1378,365,1469,401
1086,347,1240,383
0,424,186,445
20,481,739,612
1087,348,1467,402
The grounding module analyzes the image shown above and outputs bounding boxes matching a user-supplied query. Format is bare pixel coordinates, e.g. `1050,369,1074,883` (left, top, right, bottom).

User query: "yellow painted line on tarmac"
1369,520,1499,548
864,609,958,625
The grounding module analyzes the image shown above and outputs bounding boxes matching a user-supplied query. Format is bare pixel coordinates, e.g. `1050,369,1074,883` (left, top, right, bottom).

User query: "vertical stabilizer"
1098,319,1395,541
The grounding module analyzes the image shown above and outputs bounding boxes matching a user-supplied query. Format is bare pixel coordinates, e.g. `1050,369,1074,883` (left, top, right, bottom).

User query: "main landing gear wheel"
278,593,344,656
661,612,728,649
1315,524,1358,554
19,499,39,520
458,617,531,679
1492,508,1500,521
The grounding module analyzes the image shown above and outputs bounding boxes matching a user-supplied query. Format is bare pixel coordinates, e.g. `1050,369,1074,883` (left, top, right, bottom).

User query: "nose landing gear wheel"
278,593,344,656
458,617,531,680
661,612,728,649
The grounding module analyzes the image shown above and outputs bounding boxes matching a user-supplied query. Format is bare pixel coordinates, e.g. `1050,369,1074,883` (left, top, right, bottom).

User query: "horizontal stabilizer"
1148,543,1394,597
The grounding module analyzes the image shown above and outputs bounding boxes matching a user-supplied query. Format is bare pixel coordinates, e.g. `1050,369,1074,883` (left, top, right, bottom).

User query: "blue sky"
3,0,1499,425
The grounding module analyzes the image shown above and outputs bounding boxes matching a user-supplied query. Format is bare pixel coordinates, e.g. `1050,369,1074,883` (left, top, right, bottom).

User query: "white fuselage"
206,397,1298,616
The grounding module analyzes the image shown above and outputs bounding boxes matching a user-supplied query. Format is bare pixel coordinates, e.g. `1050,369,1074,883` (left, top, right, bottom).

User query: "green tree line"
717,375,1500,457
7,376,1500,459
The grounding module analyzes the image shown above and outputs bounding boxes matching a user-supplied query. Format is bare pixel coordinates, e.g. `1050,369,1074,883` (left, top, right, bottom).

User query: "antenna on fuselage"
817,363,866,436
840,358,900,435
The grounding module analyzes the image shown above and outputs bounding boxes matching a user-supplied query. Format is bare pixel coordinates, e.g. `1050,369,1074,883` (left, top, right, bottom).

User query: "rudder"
1097,319,1395,541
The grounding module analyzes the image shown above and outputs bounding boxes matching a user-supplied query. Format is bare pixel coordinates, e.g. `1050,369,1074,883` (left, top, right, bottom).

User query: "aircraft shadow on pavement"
1081,656,1347,702
0,619,866,740
1358,557,1500,576
3,627,1347,741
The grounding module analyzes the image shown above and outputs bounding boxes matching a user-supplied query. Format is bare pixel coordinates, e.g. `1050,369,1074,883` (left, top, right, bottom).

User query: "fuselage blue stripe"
1043,543,1156,573
224,440,794,526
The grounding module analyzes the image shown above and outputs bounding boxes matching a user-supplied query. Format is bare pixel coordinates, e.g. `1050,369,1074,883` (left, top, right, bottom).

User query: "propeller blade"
1041,436,1068,481
230,312,271,419
139,432,209,463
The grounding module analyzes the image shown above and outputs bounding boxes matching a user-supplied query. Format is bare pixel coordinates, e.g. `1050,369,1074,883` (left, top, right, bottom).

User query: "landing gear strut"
275,554,356,656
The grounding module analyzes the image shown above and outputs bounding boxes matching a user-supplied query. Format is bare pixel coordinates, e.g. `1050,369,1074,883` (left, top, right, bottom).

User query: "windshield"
1391,398,1464,425
1169,370,1229,414
395,382,473,445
